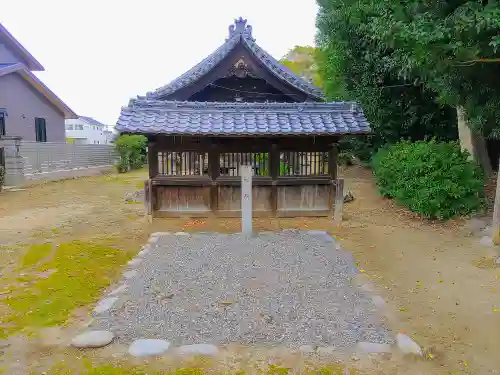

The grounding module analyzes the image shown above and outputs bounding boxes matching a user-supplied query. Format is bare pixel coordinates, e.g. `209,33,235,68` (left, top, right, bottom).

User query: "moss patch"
21,243,53,268
43,361,355,375
1,240,131,338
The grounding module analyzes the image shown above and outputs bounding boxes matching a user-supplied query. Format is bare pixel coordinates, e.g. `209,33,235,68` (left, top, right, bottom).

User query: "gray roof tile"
147,18,323,100
116,99,371,136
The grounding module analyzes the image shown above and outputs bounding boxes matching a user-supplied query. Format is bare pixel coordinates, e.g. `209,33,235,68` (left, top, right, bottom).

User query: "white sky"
1,0,319,125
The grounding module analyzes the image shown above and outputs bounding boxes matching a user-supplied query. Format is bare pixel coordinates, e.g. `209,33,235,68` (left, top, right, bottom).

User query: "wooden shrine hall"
115,17,371,218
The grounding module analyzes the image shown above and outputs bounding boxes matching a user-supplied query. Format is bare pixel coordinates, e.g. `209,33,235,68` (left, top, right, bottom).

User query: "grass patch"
44,360,355,375
2,239,132,338
21,243,53,267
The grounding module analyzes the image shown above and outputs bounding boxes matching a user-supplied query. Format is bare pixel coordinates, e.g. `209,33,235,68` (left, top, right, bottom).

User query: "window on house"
66,124,73,130
35,118,47,142
0,112,5,136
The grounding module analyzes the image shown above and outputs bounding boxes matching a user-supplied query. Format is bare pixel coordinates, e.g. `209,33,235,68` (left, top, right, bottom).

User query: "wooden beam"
270,142,279,215
328,143,338,181
209,143,220,213
333,178,344,226
148,140,158,178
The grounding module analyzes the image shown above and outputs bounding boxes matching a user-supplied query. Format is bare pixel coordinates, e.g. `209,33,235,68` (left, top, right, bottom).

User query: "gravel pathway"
91,230,392,350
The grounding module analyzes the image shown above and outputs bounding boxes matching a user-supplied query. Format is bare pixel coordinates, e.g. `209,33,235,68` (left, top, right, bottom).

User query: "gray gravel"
91,230,393,349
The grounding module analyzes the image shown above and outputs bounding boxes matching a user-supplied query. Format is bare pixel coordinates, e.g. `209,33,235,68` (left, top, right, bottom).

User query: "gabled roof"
78,116,107,127
0,23,44,71
0,63,77,119
147,18,324,101
116,99,370,136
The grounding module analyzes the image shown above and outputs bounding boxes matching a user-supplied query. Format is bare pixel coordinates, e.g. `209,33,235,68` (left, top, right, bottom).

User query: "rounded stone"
123,270,138,279
71,330,115,348
298,345,315,353
93,297,118,314
109,284,128,296
356,342,392,353
176,344,219,357
128,258,142,267
128,339,171,357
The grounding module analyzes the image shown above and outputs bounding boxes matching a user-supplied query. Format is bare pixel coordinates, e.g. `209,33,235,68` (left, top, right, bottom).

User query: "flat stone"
356,342,392,353
298,345,315,353
71,330,115,348
138,248,150,257
109,284,128,296
128,258,142,267
94,297,118,314
123,270,138,279
317,346,336,355
128,339,171,357
371,295,386,308
307,230,328,236
480,236,494,247
360,283,374,292
174,232,190,236
151,232,171,237
176,344,219,356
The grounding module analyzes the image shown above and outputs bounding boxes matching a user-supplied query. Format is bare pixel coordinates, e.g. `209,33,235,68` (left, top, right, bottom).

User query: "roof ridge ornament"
227,17,255,41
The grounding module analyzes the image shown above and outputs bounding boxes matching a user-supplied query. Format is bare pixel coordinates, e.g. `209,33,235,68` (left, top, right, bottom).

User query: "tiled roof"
147,18,324,100
79,116,106,127
116,99,371,136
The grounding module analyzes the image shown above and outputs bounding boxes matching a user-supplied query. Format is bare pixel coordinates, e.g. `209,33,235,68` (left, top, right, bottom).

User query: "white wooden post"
241,165,253,234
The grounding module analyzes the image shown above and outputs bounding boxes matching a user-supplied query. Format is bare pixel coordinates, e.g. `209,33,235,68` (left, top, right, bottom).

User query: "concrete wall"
0,73,66,142
0,136,24,186
0,138,117,186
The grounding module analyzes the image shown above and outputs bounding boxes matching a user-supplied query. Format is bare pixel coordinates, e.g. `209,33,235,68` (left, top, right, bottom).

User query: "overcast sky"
1,0,319,125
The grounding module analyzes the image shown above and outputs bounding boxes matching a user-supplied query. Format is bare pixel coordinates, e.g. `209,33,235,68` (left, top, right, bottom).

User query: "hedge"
372,140,485,219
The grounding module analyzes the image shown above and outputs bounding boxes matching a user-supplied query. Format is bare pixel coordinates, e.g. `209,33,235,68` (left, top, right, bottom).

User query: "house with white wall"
65,116,111,144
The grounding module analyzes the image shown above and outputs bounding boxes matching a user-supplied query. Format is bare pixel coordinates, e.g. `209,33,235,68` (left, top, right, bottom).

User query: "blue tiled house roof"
116,18,371,136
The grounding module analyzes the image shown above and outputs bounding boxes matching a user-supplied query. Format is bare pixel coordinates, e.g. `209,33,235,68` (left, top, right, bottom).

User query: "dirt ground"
1,167,499,374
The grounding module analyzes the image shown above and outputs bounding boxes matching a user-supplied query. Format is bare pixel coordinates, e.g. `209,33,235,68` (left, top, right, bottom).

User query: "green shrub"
0,166,4,190
114,135,147,173
372,140,485,219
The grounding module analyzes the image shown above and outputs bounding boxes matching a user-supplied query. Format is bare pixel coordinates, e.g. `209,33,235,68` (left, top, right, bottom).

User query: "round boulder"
176,343,219,357
71,330,115,348
128,339,171,357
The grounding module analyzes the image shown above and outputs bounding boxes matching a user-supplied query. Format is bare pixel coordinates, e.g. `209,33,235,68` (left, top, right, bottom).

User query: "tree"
280,46,323,88
317,0,500,170
316,0,459,161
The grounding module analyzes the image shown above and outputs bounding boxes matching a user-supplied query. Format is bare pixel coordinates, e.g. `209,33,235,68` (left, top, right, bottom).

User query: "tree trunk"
457,106,492,176
492,162,500,245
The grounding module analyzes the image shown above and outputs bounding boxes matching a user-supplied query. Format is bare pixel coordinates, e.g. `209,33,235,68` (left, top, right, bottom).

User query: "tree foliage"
316,0,500,141
114,134,147,173
280,46,323,88
316,0,463,160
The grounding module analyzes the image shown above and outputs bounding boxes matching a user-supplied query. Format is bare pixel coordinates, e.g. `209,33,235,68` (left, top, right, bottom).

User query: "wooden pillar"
270,142,279,216
209,142,220,214
329,143,339,219
328,143,338,181
148,139,158,178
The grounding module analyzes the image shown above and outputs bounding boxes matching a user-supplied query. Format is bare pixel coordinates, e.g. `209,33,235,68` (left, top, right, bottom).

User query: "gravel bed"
91,230,393,349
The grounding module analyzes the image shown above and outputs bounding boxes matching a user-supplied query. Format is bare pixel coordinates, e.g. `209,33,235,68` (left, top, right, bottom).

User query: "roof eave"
0,24,44,71
16,69,77,119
